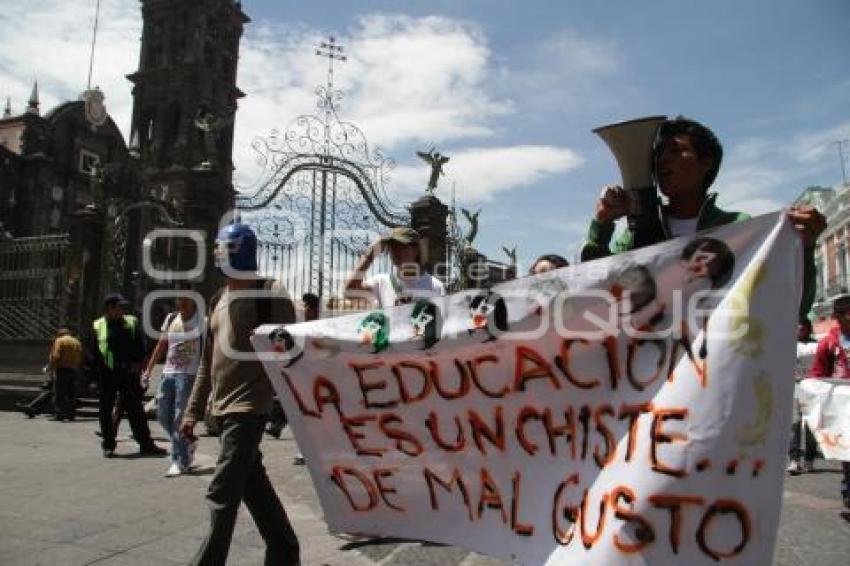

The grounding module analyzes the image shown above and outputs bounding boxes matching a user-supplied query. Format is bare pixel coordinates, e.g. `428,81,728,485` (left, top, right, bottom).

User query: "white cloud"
789,121,850,165
717,120,850,209
232,14,512,187
719,197,784,217
0,6,582,205
539,31,621,77
0,0,140,140
390,145,583,202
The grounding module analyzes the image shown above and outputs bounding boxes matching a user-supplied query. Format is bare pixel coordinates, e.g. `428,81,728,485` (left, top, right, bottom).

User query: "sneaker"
293,453,306,465
803,460,815,473
165,462,183,477
786,460,803,475
103,448,115,458
139,444,167,456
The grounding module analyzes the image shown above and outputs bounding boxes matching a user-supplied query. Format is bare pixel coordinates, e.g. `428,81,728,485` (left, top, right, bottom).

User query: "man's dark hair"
529,254,569,274
302,292,319,311
655,116,723,190
681,237,735,289
104,293,124,308
833,295,850,317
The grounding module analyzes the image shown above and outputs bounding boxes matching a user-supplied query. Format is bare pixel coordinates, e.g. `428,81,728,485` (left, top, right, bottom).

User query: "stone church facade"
0,0,249,363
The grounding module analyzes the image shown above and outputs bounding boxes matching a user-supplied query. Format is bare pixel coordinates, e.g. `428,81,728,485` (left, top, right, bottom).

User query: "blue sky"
1,0,848,270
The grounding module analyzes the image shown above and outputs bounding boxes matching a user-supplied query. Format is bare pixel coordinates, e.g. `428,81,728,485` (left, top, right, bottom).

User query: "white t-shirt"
667,217,700,238
161,312,202,376
795,340,818,380
364,272,446,308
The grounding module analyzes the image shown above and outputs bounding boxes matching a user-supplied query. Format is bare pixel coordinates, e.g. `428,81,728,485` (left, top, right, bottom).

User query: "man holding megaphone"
580,115,825,317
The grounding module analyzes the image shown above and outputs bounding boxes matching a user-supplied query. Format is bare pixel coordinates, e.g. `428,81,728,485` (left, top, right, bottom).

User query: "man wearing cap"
807,295,850,521
345,227,445,308
90,293,165,458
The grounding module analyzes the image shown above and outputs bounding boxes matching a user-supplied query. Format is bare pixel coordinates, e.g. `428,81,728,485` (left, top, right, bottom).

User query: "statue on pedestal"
416,148,450,194
460,207,480,249
194,107,233,171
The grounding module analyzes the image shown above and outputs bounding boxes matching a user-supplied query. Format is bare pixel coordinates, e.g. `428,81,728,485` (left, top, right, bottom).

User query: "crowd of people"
12,115,848,564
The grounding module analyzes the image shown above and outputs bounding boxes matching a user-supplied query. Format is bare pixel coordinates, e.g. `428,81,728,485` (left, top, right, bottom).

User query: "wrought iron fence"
0,233,70,339
256,235,392,314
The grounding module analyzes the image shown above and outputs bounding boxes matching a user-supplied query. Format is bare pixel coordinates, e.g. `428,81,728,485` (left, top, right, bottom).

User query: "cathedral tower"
127,0,249,290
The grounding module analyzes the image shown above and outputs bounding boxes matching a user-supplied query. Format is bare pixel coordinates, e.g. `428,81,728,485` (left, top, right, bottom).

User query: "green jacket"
580,193,817,319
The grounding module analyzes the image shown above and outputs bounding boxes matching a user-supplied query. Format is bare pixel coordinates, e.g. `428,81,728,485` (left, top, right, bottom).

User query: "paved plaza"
0,407,848,565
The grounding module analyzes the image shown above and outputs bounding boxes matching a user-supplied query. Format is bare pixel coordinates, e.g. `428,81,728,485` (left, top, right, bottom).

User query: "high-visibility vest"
92,315,138,370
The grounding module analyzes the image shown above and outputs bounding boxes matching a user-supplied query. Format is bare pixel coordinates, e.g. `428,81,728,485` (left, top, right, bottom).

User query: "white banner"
253,213,802,565
798,378,850,461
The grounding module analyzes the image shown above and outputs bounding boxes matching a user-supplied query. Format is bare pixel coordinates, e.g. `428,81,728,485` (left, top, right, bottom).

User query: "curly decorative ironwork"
100,197,183,294
235,38,411,304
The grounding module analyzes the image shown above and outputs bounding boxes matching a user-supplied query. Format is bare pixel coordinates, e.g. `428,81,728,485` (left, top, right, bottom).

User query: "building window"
78,149,101,175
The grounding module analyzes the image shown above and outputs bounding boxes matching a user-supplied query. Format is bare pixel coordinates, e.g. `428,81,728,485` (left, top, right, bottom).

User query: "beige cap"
381,227,420,245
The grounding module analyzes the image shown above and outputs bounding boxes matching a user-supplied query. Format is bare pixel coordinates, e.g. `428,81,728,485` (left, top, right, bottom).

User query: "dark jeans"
842,462,850,507
53,368,77,419
98,369,154,451
789,417,817,462
190,413,300,566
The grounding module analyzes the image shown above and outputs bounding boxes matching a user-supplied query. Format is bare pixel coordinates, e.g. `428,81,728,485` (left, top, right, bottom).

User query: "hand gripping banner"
253,212,802,565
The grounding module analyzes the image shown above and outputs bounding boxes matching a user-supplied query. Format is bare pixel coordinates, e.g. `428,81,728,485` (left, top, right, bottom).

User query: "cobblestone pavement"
0,409,847,565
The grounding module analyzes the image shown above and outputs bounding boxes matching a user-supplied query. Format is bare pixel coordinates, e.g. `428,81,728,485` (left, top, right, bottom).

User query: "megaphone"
593,115,667,249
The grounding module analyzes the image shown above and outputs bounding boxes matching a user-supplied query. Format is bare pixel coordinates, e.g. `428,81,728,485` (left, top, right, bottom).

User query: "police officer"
91,293,165,458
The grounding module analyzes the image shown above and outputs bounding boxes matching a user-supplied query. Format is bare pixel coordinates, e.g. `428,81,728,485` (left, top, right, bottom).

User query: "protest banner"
798,378,850,461
253,212,802,565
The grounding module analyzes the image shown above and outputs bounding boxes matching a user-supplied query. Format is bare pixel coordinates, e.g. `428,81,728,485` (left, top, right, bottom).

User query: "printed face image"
684,247,717,282
411,300,440,349
357,312,390,353
470,300,493,329
611,266,656,315
411,311,434,336
360,319,382,344
270,327,293,353
680,237,734,293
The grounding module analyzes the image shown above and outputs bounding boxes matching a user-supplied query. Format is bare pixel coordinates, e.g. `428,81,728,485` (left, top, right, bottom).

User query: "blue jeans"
156,373,195,467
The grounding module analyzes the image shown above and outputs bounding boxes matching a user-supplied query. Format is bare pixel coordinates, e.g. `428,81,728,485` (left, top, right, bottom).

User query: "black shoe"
138,444,167,456
15,403,35,418
841,510,850,523
103,448,115,458
265,427,283,439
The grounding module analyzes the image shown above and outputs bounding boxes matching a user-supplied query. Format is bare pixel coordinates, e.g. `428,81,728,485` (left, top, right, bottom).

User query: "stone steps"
0,371,154,418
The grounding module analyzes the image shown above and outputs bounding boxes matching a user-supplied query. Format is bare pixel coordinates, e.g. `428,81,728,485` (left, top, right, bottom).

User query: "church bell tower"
127,0,249,292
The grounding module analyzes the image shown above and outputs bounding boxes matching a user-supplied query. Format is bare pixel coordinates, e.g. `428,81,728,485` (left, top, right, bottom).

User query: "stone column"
65,207,105,338
409,195,449,279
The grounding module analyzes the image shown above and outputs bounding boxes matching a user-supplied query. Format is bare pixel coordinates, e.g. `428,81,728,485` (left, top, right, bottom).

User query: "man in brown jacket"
180,223,300,566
